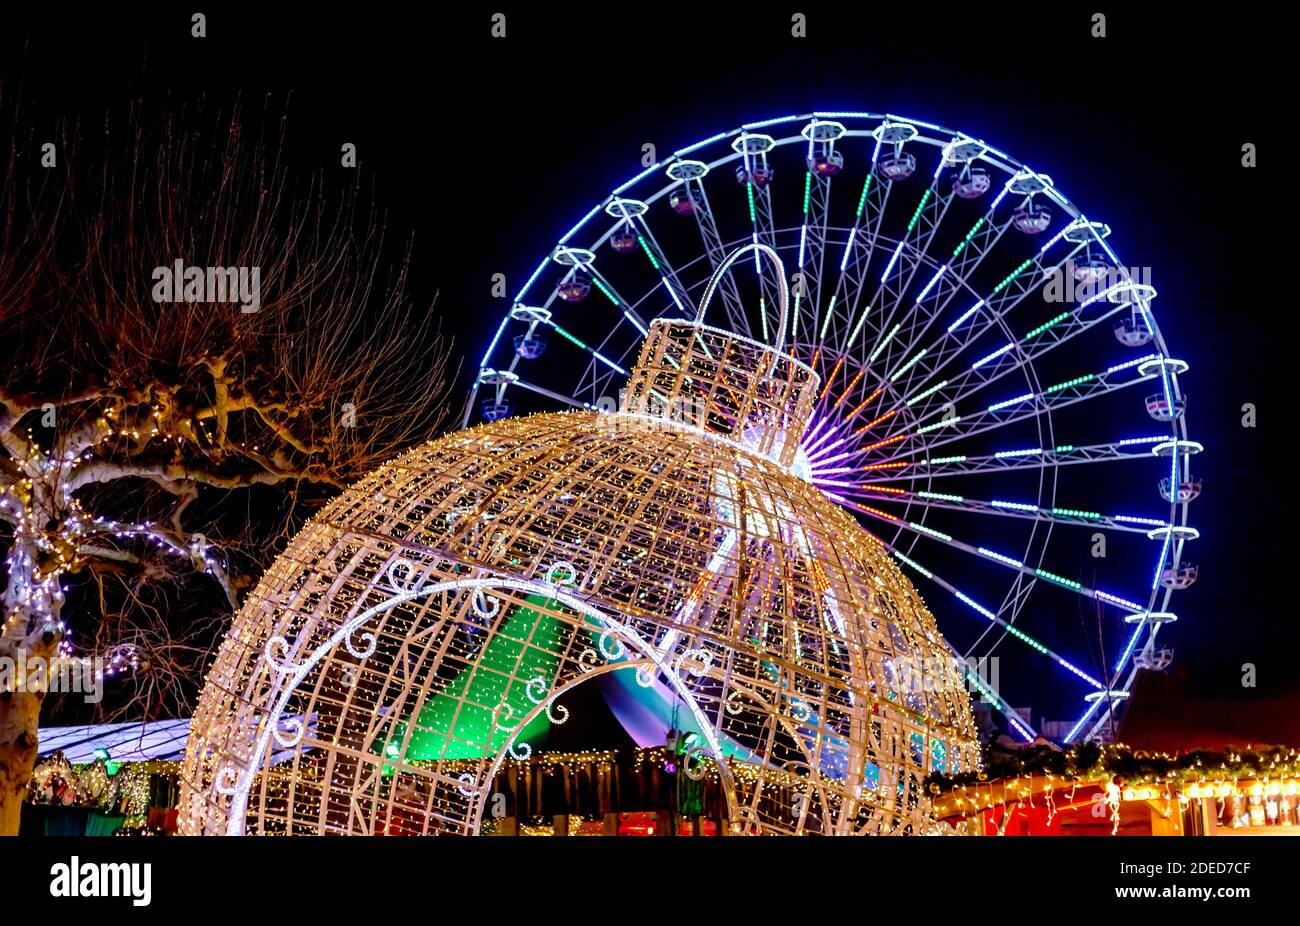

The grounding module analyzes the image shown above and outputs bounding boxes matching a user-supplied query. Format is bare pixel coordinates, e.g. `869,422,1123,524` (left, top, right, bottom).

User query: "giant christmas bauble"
180,256,977,836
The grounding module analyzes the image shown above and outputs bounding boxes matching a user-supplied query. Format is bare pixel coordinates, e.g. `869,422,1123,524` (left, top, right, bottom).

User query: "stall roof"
1119,668,1300,752
38,718,191,763
38,716,315,765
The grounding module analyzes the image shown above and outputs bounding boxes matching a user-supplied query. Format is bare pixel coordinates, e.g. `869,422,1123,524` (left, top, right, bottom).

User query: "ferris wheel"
466,110,1199,745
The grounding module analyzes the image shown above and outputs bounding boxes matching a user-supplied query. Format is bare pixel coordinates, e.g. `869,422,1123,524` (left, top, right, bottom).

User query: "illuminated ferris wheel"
467,111,1199,744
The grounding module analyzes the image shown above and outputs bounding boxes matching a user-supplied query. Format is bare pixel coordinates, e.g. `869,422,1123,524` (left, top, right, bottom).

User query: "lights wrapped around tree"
180,245,978,836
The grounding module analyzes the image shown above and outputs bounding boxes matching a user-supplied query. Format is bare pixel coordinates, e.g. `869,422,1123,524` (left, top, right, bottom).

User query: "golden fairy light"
180,246,978,836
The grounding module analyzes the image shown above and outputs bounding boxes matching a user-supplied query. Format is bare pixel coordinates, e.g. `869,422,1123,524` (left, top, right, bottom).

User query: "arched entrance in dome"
209,568,740,836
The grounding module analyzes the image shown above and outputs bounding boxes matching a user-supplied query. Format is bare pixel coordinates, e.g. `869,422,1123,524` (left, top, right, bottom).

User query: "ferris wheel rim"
468,109,1198,746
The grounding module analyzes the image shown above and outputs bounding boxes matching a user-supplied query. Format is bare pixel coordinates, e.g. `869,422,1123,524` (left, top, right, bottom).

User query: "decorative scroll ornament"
214,766,240,797
524,676,571,724
345,626,377,659
544,560,578,588
493,700,520,732
264,635,297,673
384,557,427,592
545,699,570,725
683,742,709,781
272,715,307,749
577,647,601,673
674,647,712,678
598,629,626,661
525,677,550,704
471,588,500,619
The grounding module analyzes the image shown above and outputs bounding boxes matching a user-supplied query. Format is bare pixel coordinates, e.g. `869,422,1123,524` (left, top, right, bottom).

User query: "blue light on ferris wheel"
473,110,1198,746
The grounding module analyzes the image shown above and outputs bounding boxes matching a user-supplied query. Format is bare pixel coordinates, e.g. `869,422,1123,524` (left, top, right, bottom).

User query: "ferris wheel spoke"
917,214,1097,379
879,234,1091,421
952,651,1037,741
732,133,787,337
575,265,647,336
516,310,629,408
863,206,1015,406
852,436,1173,483
834,484,1168,535
800,358,1159,478
868,361,1160,465
863,206,969,383
510,376,596,410
631,215,694,317
788,119,848,347
889,263,1143,425
827,159,894,352
460,381,481,428
857,184,956,377
837,498,1142,666
875,538,1106,692
791,172,834,346
669,162,750,336
886,303,1140,436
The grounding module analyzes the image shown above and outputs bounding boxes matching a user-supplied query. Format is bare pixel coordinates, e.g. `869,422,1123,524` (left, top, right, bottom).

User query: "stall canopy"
37,716,315,765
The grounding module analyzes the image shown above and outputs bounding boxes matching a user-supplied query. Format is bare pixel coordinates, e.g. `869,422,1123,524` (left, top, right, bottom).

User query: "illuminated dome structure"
180,246,978,836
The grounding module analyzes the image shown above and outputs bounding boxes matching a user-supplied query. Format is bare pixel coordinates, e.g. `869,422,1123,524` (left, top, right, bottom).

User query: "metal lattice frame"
469,111,1198,743
181,314,978,836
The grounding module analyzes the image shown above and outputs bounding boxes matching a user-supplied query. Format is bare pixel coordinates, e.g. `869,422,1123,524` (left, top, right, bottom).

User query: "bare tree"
0,90,457,833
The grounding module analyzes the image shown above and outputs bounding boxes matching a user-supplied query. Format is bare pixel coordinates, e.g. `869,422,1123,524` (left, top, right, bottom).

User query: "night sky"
4,8,1290,730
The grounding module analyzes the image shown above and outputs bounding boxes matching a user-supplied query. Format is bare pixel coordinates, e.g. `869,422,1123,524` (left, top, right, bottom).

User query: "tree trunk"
0,528,65,834
0,684,42,834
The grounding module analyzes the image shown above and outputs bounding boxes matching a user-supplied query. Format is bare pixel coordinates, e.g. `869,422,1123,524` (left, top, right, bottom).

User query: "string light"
179,316,980,837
